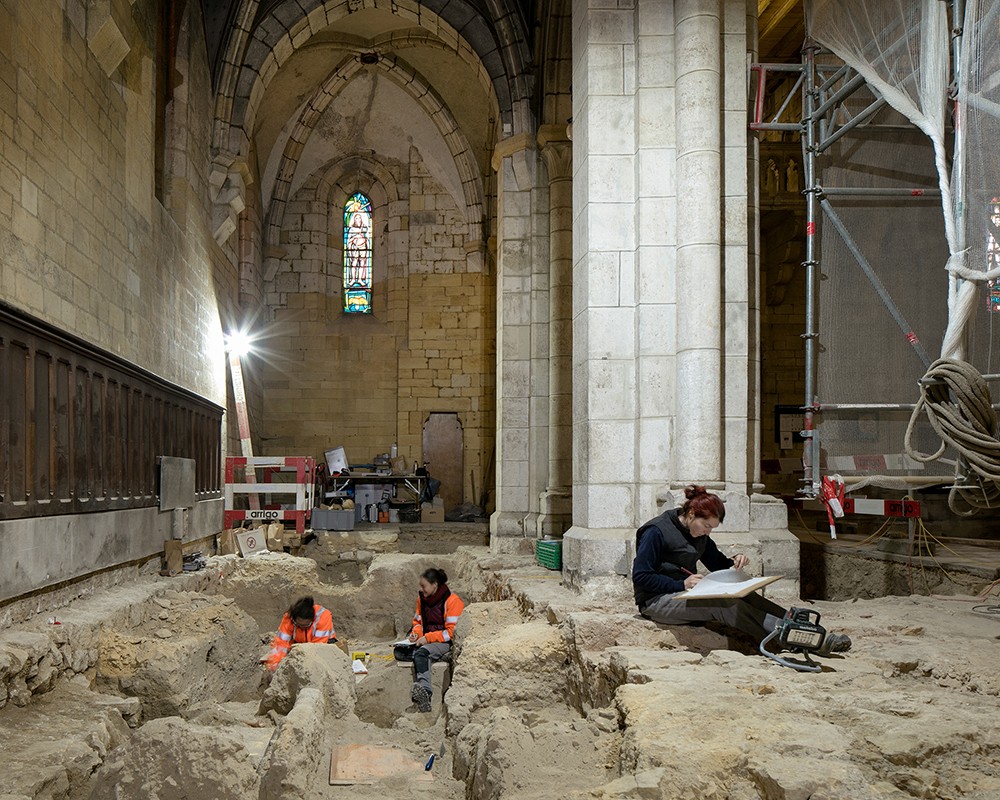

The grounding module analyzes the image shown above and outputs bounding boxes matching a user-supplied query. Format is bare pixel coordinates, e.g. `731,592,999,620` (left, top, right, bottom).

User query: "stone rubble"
0,548,997,799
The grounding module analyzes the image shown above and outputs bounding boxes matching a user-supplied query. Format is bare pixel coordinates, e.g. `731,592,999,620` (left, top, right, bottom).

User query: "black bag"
393,643,415,662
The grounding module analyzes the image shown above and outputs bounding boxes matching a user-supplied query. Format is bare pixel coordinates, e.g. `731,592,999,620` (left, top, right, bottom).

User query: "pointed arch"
262,54,485,250
211,0,532,166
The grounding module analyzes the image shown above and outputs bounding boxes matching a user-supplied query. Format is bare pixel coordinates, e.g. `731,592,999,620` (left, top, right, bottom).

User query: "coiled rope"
905,358,1000,515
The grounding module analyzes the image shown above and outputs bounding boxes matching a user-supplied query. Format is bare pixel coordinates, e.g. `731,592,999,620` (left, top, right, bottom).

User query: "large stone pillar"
538,128,573,537
562,0,798,595
673,0,722,484
656,0,795,596
563,0,642,586
491,135,548,553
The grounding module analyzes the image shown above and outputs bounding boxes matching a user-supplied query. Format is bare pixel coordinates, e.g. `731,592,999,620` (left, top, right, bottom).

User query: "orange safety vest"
411,591,464,644
266,604,336,671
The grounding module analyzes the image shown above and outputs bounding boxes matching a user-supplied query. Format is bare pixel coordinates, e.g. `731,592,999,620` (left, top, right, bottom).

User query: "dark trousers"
641,591,787,640
411,641,451,694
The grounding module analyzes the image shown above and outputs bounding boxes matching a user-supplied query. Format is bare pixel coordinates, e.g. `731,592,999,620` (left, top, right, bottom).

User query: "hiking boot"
411,684,432,713
819,632,852,655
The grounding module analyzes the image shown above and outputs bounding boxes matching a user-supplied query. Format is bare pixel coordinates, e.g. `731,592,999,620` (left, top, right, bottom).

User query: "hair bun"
684,484,707,500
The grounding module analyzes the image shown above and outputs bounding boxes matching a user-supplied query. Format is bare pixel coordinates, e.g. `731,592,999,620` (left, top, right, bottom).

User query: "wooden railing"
0,302,223,519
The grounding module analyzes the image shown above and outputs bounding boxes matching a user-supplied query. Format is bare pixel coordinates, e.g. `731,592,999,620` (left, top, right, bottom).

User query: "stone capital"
490,132,536,173
538,131,572,184
536,124,570,150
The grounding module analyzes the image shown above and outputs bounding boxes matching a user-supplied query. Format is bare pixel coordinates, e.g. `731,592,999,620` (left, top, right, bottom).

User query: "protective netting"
807,0,1000,507
812,82,957,484
954,0,1000,326
814,101,946,406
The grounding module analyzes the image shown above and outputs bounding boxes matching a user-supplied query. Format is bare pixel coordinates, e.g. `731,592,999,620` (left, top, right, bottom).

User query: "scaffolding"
753,0,1000,515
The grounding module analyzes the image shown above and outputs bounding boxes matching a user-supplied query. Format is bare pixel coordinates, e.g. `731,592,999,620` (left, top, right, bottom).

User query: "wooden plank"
329,744,434,785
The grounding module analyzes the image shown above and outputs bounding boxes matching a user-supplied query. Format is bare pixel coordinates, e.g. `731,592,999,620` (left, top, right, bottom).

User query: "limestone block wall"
262,148,495,501
0,1,242,602
0,1,233,405
400,272,496,501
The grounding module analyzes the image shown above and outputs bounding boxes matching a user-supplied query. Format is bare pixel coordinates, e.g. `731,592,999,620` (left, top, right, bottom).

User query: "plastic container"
311,508,355,531
398,507,421,524
535,538,562,570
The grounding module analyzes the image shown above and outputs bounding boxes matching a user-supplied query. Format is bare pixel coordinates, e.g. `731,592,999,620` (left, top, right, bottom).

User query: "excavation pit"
2,537,1000,800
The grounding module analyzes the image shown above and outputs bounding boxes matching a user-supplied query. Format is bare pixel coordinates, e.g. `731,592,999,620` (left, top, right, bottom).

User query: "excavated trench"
0,530,629,800
3,527,1000,800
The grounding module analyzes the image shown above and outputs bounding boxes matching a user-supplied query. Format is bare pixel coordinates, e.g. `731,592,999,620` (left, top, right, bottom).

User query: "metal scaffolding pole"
753,5,968,498
819,196,933,369
802,39,821,497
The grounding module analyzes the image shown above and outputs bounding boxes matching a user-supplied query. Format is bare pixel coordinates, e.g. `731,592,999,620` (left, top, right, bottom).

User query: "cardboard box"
265,521,284,551
312,508,356,531
163,540,184,574
421,501,444,523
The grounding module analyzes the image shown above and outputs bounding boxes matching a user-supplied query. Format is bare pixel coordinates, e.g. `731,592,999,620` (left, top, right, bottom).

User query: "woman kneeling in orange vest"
398,567,464,713
266,596,336,672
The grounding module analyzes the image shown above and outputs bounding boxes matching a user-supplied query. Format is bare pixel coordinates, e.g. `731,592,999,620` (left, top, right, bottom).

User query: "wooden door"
422,413,463,513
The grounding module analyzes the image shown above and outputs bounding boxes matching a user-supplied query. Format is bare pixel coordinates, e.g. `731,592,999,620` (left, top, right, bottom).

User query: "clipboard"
674,570,782,600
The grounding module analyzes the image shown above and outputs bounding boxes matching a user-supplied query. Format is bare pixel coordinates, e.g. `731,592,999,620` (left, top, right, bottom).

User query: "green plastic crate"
535,538,562,570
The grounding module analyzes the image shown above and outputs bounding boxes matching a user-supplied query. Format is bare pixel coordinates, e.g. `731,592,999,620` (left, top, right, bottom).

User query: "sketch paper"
675,569,782,599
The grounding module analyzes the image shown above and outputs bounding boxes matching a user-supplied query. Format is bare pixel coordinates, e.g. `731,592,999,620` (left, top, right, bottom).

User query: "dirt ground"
1,539,999,799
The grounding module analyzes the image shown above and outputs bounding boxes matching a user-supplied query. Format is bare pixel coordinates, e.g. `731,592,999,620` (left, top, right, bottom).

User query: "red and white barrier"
224,456,316,534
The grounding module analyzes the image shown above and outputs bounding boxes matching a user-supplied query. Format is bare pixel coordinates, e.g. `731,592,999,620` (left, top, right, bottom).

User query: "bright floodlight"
225,329,252,357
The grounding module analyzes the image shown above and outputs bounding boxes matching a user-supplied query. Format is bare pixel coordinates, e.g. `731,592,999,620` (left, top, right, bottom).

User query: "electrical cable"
793,508,893,546
905,358,1000,515
758,629,822,673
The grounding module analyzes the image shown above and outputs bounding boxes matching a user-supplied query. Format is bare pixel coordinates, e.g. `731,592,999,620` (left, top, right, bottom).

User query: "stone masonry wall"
0,1,234,404
261,148,495,503
0,1,241,603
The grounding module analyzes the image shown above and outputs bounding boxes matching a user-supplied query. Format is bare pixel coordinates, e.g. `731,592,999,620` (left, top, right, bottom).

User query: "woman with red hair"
631,485,850,653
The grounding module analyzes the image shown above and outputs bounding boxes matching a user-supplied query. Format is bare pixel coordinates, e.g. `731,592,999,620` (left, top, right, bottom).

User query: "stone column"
635,0,678,516
491,135,545,553
562,0,641,586
658,0,796,596
538,128,573,537
561,0,798,595
673,0,722,484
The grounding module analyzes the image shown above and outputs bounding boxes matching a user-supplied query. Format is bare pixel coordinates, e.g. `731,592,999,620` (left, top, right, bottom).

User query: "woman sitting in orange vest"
398,567,464,712
266,596,336,672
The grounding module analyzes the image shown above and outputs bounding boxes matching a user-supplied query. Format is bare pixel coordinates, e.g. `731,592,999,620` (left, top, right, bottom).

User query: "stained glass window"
343,192,373,314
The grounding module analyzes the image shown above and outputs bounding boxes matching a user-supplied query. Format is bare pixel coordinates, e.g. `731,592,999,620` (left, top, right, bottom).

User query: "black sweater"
631,508,734,609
